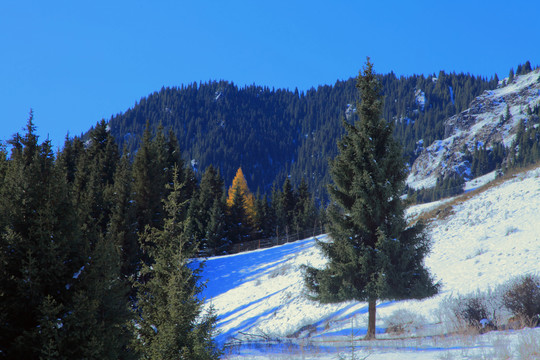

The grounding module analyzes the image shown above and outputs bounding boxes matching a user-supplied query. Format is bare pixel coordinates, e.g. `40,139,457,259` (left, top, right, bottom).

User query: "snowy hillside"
201,167,540,359
408,69,540,190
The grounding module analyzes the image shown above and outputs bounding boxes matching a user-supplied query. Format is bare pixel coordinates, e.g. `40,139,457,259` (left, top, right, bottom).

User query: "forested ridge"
106,71,499,203
0,115,322,358
3,62,539,357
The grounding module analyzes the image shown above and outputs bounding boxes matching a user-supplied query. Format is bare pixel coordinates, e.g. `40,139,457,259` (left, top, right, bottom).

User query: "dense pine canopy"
104,71,499,203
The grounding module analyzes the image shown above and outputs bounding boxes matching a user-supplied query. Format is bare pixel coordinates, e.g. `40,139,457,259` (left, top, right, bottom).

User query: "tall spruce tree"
303,59,439,339
192,165,227,254
133,166,220,359
106,148,139,278
0,116,84,357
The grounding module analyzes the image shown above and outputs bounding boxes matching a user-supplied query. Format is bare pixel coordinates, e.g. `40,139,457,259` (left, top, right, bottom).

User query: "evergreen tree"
133,123,193,235
107,148,139,278
132,123,165,232
62,235,133,359
192,165,226,253
294,178,319,234
303,59,439,339
279,178,296,236
56,135,84,184
0,115,84,358
205,196,230,255
257,193,276,239
133,166,221,359
72,120,119,240
226,184,251,244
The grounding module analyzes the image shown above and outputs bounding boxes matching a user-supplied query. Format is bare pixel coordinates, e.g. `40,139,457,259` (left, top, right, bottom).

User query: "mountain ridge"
103,70,498,202
407,68,540,190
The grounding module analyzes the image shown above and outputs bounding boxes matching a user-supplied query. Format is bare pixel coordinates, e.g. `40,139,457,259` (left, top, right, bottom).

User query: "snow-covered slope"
407,69,540,189
201,167,540,359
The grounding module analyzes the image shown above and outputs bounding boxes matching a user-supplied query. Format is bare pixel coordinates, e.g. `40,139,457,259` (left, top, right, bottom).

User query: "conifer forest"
1,61,539,358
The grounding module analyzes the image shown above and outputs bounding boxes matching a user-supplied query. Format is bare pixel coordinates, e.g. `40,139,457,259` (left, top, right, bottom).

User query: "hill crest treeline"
106,71,499,203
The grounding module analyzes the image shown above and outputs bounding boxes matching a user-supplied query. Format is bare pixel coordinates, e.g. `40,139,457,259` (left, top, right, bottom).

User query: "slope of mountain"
201,166,540,359
407,69,540,189
104,72,496,201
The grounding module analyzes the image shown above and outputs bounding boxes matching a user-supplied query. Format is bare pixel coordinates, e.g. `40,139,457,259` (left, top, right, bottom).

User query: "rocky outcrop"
407,69,540,189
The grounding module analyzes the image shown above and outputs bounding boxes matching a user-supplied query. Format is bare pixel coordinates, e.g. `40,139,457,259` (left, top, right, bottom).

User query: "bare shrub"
384,309,427,335
459,296,491,329
442,290,503,333
502,274,540,327
437,295,468,333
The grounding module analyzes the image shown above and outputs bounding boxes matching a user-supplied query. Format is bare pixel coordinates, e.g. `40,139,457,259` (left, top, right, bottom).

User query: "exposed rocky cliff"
407,69,540,189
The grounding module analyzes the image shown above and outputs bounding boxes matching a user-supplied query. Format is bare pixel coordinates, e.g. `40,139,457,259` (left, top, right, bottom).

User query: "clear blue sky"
1,0,539,149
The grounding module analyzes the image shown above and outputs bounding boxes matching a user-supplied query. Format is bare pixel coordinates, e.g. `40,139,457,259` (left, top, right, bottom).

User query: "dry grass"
410,162,540,225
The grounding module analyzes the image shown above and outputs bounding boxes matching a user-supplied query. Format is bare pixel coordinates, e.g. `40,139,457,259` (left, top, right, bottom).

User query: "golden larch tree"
227,167,256,222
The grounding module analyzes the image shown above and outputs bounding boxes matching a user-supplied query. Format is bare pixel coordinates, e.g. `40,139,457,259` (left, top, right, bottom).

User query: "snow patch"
201,166,540,359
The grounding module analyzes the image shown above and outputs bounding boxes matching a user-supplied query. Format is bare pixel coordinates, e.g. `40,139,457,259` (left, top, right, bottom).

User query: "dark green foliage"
508,68,515,84
407,174,466,204
274,178,296,235
190,165,230,254
294,178,319,233
304,59,439,339
269,178,321,241
133,167,221,360
470,142,507,178
72,120,120,244
508,107,540,169
107,149,140,278
226,184,251,244
133,123,194,234
106,71,497,204
0,114,85,358
62,236,133,359
132,123,167,232
205,196,230,255
56,135,84,184
516,61,533,76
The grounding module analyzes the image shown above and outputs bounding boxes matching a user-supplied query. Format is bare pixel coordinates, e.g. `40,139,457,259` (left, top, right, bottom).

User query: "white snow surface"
407,69,540,190
201,167,540,359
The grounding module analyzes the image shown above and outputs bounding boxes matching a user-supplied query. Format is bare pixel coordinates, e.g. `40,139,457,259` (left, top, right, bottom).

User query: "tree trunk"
365,299,376,340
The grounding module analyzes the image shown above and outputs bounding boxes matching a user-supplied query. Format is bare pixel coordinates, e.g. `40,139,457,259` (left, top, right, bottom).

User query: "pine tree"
0,115,84,357
205,196,230,255
62,235,133,359
133,123,164,232
106,148,139,278
193,165,227,253
72,120,119,240
279,178,296,237
226,184,250,244
303,59,439,340
294,178,318,234
133,166,221,359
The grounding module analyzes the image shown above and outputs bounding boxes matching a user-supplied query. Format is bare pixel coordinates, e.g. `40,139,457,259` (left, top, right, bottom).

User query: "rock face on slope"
407,69,540,189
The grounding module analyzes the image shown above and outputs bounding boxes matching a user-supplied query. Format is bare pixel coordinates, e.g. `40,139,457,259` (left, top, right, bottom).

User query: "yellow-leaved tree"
226,167,256,223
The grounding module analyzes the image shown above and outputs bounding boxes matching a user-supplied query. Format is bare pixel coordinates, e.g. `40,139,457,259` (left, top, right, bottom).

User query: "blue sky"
1,0,539,149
